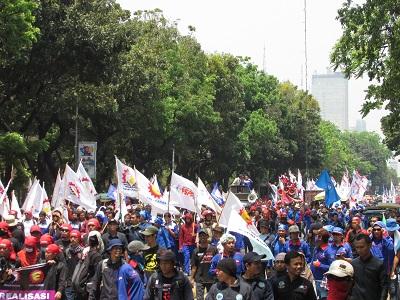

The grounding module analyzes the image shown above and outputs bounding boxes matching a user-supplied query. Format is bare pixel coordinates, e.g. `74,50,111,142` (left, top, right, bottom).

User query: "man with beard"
240,252,273,300
272,250,317,300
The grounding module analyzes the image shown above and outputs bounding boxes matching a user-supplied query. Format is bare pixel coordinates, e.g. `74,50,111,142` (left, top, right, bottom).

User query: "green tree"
331,0,400,154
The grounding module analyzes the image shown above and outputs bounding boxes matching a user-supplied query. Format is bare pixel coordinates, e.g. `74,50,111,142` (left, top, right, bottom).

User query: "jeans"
195,282,212,300
64,286,76,300
315,280,328,299
182,245,195,275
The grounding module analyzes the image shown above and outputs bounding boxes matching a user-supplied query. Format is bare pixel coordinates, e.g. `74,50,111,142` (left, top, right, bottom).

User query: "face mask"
89,236,99,247
25,247,34,253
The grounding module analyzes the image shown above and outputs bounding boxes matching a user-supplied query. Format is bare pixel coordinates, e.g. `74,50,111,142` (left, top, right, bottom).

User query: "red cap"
25,211,33,217
0,239,16,261
60,224,72,232
46,244,61,255
8,210,17,216
40,234,54,246
70,230,81,240
0,222,9,231
30,225,42,234
87,218,100,229
24,236,37,248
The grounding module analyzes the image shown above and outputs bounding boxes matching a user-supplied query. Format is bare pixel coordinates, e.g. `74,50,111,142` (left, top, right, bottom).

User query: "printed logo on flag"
68,182,81,198
122,169,136,188
174,185,195,198
28,269,45,284
239,208,252,225
148,183,162,199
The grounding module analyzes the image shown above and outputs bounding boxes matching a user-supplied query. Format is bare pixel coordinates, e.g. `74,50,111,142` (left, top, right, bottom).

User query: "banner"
0,263,55,299
78,142,97,180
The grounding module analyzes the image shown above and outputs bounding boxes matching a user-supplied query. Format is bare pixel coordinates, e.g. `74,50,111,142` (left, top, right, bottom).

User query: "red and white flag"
77,162,97,199
170,172,198,213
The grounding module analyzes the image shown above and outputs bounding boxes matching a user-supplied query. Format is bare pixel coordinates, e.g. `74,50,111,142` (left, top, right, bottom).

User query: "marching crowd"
0,197,397,300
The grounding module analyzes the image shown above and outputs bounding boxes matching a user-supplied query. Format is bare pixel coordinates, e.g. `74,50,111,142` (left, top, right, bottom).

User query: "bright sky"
117,0,386,134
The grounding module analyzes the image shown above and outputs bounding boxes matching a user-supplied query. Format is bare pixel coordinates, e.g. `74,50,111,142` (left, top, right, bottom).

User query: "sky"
117,0,386,134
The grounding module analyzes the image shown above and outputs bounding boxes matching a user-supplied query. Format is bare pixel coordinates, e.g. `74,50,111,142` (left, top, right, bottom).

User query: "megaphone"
248,190,258,203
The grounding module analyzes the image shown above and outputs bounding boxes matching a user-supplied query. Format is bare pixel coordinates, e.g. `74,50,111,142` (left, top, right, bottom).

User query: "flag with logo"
41,183,51,215
220,192,273,260
197,178,222,214
115,157,138,199
63,164,96,211
135,169,179,215
170,172,198,213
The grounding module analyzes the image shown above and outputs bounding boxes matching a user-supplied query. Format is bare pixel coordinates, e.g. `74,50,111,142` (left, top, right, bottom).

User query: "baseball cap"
108,219,119,225
198,229,209,236
275,252,286,261
213,226,224,233
332,227,344,235
106,239,124,251
127,240,150,253
288,225,300,233
140,226,159,236
158,249,177,262
243,252,266,264
325,260,354,278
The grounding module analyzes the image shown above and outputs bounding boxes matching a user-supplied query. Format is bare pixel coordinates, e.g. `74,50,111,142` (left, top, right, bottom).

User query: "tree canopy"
0,0,395,195
331,0,400,155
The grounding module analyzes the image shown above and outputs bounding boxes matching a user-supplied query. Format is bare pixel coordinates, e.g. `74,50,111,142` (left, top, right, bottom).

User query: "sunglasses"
60,229,70,233
372,228,382,232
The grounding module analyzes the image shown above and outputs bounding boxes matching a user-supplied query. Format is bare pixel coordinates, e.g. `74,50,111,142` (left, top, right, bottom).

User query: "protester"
127,240,148,283
17,236,39,267
350,233,388,300
209,233,244,278
144,249,193,300
240,252,273,300
179,212,197,275
271,250,317,300
326,259,354,300
88,239,144,300
206,257,252,300
141,225,160,279
190,229,218,300
43,244,67,300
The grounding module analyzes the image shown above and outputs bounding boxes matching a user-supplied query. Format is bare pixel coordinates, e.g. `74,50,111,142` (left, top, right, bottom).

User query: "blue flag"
211,182,224,206
316,169,340,207
107,183,117,201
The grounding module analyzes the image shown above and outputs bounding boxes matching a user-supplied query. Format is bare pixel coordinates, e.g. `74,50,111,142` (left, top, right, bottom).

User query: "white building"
311,71,349,130
388,158,400,178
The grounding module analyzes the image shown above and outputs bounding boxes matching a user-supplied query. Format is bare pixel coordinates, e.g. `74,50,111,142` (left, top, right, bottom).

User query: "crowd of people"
0,195,398,300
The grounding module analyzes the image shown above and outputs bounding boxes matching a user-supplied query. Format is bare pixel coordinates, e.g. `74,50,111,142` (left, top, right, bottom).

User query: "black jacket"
206,277,252,300
350,255,388,300
240,275,274,300
87,258,121,300
144,270,193,300
271,273,317,300
43,260,68,294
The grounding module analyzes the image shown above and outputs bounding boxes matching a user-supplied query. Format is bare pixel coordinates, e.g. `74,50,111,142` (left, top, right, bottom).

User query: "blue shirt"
370,236,394,274
209,252,244,277
310,245,332,280
117,263,144,300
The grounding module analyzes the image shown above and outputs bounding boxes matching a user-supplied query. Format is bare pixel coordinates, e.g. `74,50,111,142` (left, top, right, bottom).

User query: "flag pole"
217,190,230,225
167,145,175,214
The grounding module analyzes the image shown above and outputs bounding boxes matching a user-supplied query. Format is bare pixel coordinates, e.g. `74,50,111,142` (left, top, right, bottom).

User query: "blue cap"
154,216,164,226
332,227,344,235
278,224,288,231
386,219,400,232
323,225,334,233
373,221,386,229
107,239,124,251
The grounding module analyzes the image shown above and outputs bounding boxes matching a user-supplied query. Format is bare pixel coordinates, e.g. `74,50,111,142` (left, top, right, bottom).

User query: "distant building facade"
388,158,400,178
312,71,349,130
355,119,367,132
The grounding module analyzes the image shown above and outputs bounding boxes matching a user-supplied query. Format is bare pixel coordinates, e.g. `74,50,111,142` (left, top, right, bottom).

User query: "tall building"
311,71,349,130
355,119,367,132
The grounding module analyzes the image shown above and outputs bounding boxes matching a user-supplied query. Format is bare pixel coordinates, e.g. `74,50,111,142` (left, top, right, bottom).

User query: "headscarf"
82,230,104,257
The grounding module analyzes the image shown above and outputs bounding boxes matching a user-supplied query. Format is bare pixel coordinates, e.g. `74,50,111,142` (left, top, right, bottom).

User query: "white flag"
219,192,258,235
170,172,198,213
77,162,97,199
41,183,51,215
227,211,274,260
63,164,96,211
135,169,179,215
10,191,21,219
197,177,222,214
51,170,63,209
115,157,138,199
22,179,43,217
0,179,10,218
